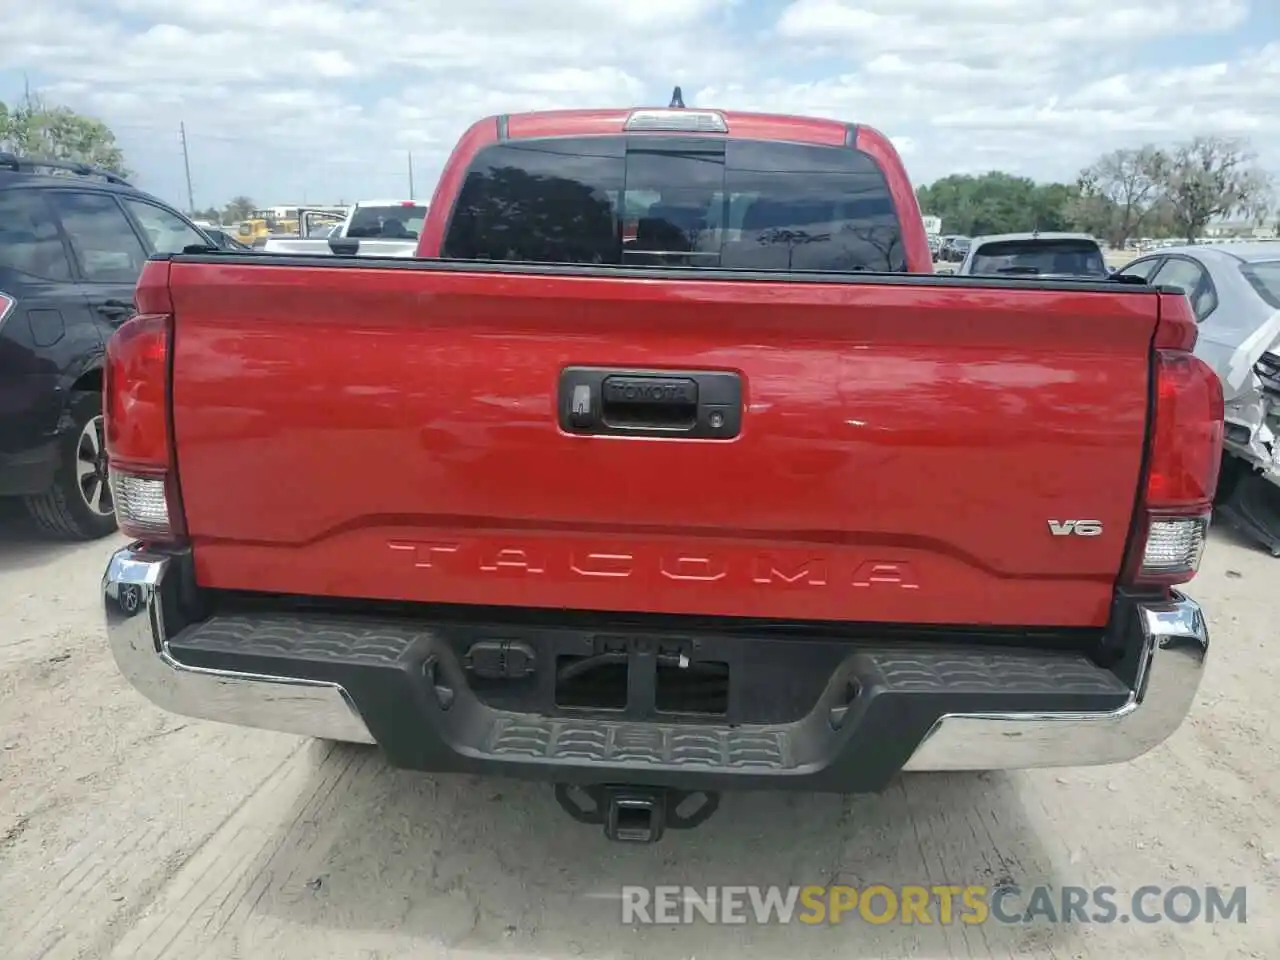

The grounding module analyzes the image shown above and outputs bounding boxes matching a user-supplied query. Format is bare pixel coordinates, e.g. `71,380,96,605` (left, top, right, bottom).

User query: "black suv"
0,153,214,540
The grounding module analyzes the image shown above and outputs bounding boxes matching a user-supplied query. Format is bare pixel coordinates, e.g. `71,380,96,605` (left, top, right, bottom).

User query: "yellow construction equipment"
237,219,269,244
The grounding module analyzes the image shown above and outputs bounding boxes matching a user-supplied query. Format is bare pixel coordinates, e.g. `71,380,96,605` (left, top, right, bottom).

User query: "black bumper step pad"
168,612,1130,788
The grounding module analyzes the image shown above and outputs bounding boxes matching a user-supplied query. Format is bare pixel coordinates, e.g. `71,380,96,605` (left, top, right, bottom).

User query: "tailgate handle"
601,376,698,429
559,367,742,440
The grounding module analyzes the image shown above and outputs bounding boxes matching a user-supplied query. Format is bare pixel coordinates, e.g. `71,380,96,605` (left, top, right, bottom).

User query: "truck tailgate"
168,261,1157,627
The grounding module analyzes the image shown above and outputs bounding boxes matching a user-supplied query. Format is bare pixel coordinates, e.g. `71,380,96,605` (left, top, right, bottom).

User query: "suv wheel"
24,392,120,541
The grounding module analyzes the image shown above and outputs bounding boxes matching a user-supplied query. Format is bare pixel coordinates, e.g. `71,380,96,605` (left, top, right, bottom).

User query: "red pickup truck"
102,103,1222,843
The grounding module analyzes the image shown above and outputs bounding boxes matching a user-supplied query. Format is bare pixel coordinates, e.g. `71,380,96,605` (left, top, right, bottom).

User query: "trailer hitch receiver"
555,784,720,843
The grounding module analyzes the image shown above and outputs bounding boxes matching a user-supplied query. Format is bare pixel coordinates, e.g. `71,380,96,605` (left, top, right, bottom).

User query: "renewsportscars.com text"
620,884,1248,926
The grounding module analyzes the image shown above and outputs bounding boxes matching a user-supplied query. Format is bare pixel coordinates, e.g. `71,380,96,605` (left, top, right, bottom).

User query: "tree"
0,92,129,177
917,134,1276,248
1157,136,1272,242
222,196,255,222
1062,191,1117,240
1141,195,1180,239
1027,182,1078,232
916,172,1081,236
1076,146,1167,247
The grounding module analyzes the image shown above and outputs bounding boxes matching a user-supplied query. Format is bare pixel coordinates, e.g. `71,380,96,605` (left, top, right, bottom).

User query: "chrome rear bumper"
103,544,1208,772
902,599,1208,770
103,547,374,744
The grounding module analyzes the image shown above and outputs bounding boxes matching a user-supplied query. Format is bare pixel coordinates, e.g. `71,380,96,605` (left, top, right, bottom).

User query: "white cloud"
3,0,1276,207
776,0,1248,61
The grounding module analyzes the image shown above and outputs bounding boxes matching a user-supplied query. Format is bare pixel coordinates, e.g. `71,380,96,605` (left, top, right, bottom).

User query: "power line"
100,120,442,204
109,119,443,153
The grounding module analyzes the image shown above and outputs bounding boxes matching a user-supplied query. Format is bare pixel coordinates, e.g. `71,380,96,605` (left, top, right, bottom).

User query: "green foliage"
918,136,1273,244
916,172,1077,236
0,93,130,177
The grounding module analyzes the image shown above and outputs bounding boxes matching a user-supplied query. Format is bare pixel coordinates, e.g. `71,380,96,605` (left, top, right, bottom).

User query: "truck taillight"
0,291,14,329
1123,294,1224,588
104,261,185,543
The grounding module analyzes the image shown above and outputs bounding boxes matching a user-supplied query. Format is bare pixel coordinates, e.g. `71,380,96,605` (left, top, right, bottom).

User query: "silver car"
1117,244,1280,553
955,232,1109,279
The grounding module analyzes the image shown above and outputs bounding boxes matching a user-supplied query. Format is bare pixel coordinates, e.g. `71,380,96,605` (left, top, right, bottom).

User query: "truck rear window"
969,239,1107,278
347,204,427,239
441,136,906,273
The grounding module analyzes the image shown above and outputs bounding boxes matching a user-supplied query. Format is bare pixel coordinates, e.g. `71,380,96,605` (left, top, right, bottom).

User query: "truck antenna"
669,86,685,108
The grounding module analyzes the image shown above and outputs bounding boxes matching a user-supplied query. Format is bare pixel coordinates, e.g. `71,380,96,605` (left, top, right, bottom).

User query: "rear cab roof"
501,107,862,146
420,105,929,268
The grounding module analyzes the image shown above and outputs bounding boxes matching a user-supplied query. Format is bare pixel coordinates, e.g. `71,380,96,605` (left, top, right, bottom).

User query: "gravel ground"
0,509,1277,959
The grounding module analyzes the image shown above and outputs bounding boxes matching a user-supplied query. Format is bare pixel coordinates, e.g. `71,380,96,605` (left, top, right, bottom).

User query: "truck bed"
164,255,1157,628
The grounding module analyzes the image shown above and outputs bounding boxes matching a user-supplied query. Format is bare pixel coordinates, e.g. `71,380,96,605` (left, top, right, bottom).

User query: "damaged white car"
1117,244,1280,555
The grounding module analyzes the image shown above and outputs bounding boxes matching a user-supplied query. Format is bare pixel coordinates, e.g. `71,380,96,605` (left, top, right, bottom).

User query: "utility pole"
178,122,195,213
408,151,415,200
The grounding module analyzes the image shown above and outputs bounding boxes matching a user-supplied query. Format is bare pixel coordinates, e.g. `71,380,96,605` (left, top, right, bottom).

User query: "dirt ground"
1,508,1277,959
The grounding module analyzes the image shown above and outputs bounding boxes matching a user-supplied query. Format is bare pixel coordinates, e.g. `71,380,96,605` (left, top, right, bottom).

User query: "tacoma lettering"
479,547,545,574
387,540,921,590
752,558,828,586
660,556,728,581
570,552,634,577
387,540,459,568
851,561,919,589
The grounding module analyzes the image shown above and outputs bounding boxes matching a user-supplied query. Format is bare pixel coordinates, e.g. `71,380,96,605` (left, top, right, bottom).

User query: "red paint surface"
168,261,1160,626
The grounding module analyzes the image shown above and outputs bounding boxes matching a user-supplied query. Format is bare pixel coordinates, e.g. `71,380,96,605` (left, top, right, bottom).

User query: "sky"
5,0,1280,212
